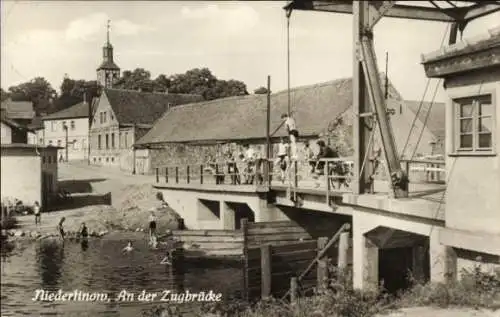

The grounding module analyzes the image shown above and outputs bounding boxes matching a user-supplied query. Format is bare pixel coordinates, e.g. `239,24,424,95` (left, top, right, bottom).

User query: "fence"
242,222,352,302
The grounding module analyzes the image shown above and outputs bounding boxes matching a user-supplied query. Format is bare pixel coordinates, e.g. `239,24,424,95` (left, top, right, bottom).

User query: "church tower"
97,20,120,88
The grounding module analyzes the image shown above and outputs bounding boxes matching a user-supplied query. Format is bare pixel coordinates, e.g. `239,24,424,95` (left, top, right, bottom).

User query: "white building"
39,101,90,161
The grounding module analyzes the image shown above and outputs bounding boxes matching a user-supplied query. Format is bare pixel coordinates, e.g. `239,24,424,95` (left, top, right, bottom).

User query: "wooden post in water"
165,167,169,183
324,162,330,204
290,277,298,305
215,164,219,185
338,231,350,269
200,165,204,184
187,165,190,184
261,243,272,299
175,167,179,184
317,237,328,291
155,168,159,183
241,218,249,301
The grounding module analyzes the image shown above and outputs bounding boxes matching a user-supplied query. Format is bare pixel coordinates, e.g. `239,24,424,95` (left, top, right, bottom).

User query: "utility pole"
63,123,68,162
132,123,137,175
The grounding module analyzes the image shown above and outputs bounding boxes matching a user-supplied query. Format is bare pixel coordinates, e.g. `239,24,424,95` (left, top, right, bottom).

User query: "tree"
168,68,248,100
8,77,57,114
54,77,100,112
1,88,10,102
113,68,154,92
254,86,269,94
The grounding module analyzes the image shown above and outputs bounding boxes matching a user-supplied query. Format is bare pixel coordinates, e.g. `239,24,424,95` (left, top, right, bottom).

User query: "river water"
0,232,244,317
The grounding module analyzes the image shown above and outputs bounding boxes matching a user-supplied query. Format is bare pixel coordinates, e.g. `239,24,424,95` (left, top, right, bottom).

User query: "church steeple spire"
106,19,110,45
97,19,120,88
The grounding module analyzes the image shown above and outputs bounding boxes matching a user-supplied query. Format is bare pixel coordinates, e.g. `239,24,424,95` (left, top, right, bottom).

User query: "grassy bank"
143,265,500,317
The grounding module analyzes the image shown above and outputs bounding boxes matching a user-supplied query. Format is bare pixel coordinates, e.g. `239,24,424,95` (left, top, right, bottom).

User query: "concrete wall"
43,117,89,161
1,122,12,144
444,71,500,235
351,209,447,290
1,148,42,206
155,186,289,230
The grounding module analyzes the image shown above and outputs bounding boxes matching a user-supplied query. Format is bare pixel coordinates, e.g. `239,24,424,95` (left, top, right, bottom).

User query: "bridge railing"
153,157,446,195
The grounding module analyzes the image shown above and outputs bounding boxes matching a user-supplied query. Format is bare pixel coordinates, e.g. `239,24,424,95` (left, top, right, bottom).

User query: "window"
106,157,109,162
124,132,128,148
82,139,86,149
57,140,62,147
62,121,66,130
73,139,78,149
42,156,46,164
105,134,109,149
39,138,43,145
111,133,115,148
110,113,114,121
103,112,107,123
111,157,115,162
119,132,122,149
98,135,102,149
48,156,52,164
93,157,96,163
51,122,57,132
70,120,75,130
454,94,494,153
48,140,53,145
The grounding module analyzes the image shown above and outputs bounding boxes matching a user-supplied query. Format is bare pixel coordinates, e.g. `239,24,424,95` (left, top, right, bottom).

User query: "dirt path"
14,162,177,237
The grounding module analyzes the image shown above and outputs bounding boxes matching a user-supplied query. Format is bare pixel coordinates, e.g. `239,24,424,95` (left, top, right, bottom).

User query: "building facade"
422,27,500,272
1,144,58,209
38,101,90,161
89,88,203,171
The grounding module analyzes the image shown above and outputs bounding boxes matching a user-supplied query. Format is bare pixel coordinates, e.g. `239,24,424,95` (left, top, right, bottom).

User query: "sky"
1,1,499,103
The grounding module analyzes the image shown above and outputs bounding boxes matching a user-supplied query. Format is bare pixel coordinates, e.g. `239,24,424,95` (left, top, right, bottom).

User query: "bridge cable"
400,23,450,159
423,80,484,258
410,78,442,160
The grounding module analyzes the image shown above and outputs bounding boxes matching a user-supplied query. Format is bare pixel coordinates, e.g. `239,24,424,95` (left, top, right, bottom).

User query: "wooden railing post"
200,165,204,184
338,231,350,269
187,165,190,184
261,243,272,299
175,166,179,184
317,237,328,292
241,218,249,302
405,161,410,182
426,163,430,182
165,167,169,183
290,277,298,305
215,164,219,185
155,167,159,183
324,160,330,204
294,160,298,188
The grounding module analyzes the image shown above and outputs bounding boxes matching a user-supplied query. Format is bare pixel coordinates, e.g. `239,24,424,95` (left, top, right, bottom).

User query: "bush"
146,264,500,317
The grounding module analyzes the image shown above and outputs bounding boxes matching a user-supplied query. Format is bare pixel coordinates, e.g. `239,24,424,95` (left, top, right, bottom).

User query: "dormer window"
454,94,494,154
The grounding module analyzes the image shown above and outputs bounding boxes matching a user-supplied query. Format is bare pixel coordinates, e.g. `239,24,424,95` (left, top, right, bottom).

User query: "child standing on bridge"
33,201,41,226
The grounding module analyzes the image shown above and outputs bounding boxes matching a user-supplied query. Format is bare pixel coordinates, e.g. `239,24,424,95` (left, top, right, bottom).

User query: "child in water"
122,241,134,253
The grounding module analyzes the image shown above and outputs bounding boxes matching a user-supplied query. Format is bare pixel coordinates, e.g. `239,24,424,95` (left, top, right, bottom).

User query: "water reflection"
37,240,64,289
1,233,243,316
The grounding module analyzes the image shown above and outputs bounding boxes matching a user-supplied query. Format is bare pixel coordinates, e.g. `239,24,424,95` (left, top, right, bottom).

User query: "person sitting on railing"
313,140,339,188
242,144,256,185
226,152,240,185
276,138,289,184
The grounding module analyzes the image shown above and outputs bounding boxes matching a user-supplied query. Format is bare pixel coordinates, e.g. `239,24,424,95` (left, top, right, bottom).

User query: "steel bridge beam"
463,3,500,21
286,1,465,22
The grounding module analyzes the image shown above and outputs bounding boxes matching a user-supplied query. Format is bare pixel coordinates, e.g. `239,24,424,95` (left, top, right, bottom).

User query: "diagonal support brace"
367,1,396,29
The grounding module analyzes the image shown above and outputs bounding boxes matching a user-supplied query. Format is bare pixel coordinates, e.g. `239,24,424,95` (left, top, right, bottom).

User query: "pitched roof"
136,76,436,147
405,100,446,140
42,101,90,120
0,99,35,120
102,89,204,125
1,115,34,132
97,60,120,70
422,26,500,64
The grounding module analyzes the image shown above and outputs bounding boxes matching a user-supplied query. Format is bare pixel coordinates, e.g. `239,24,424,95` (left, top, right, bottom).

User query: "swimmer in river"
79,222,89,251
122,241,133,253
